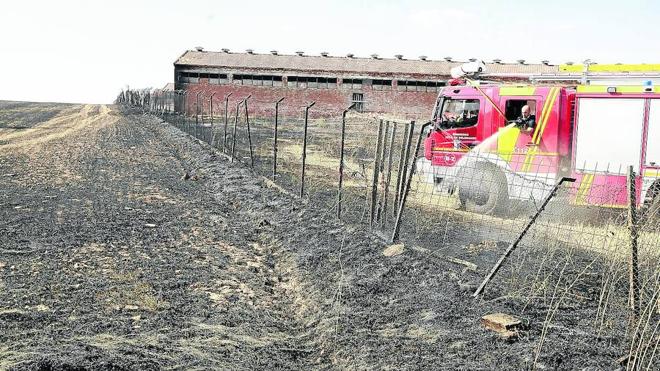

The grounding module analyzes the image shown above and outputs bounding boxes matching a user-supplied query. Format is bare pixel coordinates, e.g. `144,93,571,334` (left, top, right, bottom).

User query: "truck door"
495,93,541,169
573,97,646,206
495,87,563,176
427,96,482,166
645,99,660,169
643,99,660,204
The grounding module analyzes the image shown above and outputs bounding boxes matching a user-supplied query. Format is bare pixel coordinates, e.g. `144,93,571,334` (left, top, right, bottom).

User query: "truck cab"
421,84,574,213
420,81,660,214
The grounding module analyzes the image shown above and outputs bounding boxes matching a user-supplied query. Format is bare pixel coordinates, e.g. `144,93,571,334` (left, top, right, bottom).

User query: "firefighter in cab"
514,105,536,132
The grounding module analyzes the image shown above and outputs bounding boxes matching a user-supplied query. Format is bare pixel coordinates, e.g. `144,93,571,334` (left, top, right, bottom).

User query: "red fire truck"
420,81,660,215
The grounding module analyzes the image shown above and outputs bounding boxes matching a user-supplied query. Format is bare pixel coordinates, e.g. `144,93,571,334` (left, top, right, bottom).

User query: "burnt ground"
0,103,640,370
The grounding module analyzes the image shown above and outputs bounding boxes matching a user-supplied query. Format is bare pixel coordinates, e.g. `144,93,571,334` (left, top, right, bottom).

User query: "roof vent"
320,52,329,57
492,58,502,64
295,51,305,56
371,54,379,59
419,55,428,61
444,56,453,62
246,49,254,54
517,59,526,64
468,58,477,62
195,46,204,52
395,54,404,60
270,50,278,55
565,61,574,65
346,53,354,58
541,60,550,66
221,48,230,53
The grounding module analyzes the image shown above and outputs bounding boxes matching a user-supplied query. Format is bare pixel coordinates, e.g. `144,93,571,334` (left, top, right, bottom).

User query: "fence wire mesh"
407,141,660,368
123,89,660,369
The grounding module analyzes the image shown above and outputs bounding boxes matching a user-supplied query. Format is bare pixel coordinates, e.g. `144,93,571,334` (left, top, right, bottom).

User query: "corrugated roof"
175,50,559,77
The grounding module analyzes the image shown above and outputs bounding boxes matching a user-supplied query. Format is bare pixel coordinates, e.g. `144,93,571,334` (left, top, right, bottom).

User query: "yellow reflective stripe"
431,147,470,152
531,87,553,142
575,173,595,205
577,85,660,94
521,146,538,172
598,203,628,209
496,124,521,162
577,85,608,93
644,169,659,177
577,85,660,93
540,87,560,143
561,64,660,73
533,87,559,144
499,86,536,96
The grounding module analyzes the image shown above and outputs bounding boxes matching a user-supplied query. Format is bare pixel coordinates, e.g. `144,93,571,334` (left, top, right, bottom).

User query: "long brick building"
173,48,558,120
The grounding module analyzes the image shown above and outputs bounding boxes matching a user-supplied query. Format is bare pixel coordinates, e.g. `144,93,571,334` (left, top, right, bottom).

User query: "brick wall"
177,78,438,122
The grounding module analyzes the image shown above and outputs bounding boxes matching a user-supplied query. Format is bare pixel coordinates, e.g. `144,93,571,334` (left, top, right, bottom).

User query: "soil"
0,102,648,370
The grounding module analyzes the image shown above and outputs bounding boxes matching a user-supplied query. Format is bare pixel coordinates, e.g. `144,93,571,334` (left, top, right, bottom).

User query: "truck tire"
458,163,509,216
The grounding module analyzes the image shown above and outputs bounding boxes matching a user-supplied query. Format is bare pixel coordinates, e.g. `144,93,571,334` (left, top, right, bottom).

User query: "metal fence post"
390,121,422,242
181,91,186,128
300,101,316,198
195,92,199,126
223,93,232,151
393,122,412,217
380,122,397,227
627,166,640,319
375,121,391,225
273,97,285,180
195,91,203,138
472,176,576,297
244,95,254,167
337,103,356,219
370,120,385,227
231,100,243,163
209,92,216,145
183,91,190,134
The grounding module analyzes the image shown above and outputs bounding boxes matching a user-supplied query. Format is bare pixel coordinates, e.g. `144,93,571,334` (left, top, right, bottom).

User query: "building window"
397,80,445,92
286,76,337,89
352,93,364,112
208,73,228,85
287,76,298,88
308,77,318,88
342,78,363,90
233,74,246,85
260,75,283,87
233,74,283,87
178,72,199,84
372,79,392,91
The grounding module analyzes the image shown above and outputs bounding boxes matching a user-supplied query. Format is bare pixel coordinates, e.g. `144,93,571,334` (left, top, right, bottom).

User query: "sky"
1,0,659,104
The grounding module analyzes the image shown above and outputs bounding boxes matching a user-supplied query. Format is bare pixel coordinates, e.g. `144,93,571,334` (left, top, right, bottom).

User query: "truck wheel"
458,164,509,216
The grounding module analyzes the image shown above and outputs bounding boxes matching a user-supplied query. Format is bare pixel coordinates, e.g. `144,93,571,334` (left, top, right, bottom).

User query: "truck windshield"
434,99,480,129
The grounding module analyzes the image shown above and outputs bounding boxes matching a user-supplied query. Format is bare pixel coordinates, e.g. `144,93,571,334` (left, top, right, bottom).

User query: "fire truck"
419,64,660,215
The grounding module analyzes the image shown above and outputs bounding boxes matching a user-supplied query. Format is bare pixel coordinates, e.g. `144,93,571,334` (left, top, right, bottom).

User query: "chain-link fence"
119,88,659,369
405,139,660,369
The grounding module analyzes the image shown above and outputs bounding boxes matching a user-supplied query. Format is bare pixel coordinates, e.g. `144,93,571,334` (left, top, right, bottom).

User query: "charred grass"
0,105,657,370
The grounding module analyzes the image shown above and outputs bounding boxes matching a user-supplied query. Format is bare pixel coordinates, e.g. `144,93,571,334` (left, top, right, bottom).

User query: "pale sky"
1,0,659,104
